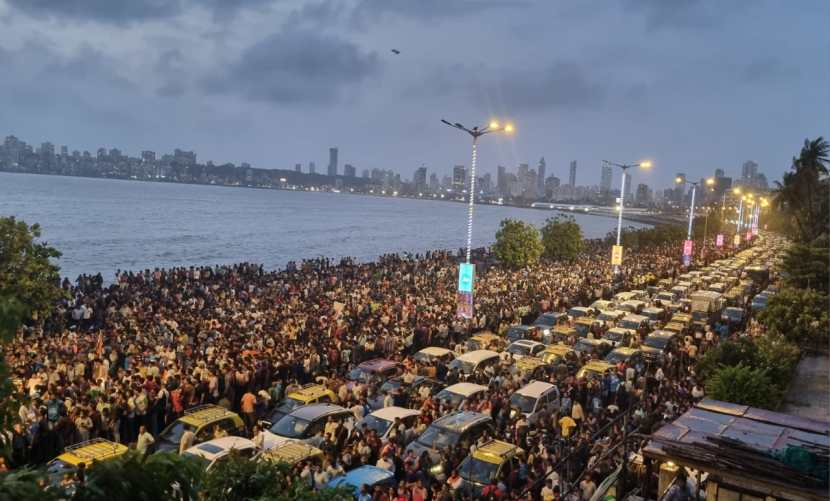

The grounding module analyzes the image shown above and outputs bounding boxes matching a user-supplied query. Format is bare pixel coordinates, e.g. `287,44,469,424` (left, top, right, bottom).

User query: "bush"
757,287,829,347
541,215,584,261
492,219,543,268
755,331,801,383
706,363,781,409
780,239,829,294
697,337,760,380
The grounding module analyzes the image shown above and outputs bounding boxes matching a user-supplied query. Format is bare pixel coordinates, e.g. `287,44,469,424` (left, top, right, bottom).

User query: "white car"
505,339,545,359
182,437,258,471
435,383,489,410
357,406,421,444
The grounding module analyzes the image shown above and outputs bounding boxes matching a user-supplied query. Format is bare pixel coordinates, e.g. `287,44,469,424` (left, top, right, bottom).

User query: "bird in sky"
391,49,400,55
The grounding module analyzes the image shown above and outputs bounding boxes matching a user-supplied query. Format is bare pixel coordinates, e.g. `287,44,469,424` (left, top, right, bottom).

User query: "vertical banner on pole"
733,234,741,246
611,245,623,266
716,234,724,247
746,230,752,241
456,263,474,318
683,239,693,256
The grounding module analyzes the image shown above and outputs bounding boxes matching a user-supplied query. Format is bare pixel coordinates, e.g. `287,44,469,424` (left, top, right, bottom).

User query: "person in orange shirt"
240,391,257,432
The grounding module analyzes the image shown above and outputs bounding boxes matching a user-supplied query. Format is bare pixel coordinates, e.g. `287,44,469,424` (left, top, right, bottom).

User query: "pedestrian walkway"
782,353,830,421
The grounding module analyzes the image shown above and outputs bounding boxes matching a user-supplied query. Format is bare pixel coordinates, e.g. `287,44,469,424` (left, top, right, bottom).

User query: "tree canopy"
541,215,584,261
492,219,543,268
773,136,829,243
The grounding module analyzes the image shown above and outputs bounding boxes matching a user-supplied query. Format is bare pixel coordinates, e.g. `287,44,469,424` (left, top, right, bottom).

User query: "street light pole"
686,183,697,240
603,160,652,273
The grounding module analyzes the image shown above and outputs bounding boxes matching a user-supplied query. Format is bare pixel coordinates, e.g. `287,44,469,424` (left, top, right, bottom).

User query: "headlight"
510,409,517,419
430,464,444,475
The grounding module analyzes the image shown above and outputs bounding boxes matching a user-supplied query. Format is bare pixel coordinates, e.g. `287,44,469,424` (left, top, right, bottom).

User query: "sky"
0,0,827,189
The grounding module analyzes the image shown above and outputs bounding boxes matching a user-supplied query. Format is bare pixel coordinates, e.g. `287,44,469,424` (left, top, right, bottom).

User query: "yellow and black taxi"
47,438,128,484
156,404,246,453
509,356,550,380
257,439,324,468
266,383,337,425
466,331,506,352
458,440,525,495
576,360,616,380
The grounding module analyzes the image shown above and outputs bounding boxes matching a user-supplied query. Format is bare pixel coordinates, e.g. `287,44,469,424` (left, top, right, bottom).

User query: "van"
435,383,489,410
576,360,616,380
618,314,649,332
404,412,495,474
510,381,560,424
448,350,501,377
263,403,355,449
505,324,540,344
641,330,678,361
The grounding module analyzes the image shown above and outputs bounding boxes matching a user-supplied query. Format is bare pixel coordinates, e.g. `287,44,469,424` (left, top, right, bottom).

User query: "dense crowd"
4,236,745,499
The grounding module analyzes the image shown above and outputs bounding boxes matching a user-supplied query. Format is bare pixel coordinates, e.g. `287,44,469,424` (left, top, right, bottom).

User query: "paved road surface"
783,353,830,421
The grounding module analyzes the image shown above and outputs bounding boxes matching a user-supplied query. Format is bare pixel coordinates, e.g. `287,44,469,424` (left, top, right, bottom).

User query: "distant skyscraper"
715,168,725,179
635,183,652,206
536,157,546,194
497,165,507,195
362,169,370,178
600,163,613,193
414,166,427,193
309,161,316,174
741,161,758,184
452,165,466,191
623,172,632,200
328,147,338,176
569,160,577,186
294,163,302,172
141,151,156,163
429,173,439,192
344,164,356,177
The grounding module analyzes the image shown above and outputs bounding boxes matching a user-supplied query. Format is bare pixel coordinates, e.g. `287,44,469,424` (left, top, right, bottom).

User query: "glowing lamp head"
504,123,515,133
675,176,683,184
489,120,500,130
639,161,652,169
705,177,715,186
733,187,741,195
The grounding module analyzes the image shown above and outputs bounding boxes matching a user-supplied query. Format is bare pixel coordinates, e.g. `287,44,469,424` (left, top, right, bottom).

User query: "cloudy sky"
0,0,827,188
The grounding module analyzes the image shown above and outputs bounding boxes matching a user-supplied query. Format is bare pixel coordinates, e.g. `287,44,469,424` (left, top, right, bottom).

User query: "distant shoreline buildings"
0,134,768,210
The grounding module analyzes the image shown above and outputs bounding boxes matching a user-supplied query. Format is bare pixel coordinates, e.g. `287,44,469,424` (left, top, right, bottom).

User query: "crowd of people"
3,235,750,499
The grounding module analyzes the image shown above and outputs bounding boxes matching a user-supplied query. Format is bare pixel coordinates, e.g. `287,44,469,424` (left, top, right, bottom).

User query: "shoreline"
0,170,682,227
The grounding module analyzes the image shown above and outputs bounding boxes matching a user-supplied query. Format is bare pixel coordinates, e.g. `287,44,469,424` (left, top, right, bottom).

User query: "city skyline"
0,1,826,186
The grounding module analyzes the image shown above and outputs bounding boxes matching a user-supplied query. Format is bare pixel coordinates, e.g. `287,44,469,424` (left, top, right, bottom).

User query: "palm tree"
773,137,829,242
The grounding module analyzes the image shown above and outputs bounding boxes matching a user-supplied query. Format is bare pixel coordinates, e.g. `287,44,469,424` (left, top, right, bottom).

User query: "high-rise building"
344,164,356,177
536,157,546,195
294,163,302,172
452,165,466,191
328,147,338,177
141,151,156,163
600,163,613,193
674,173,686,204
623,172,632,200
497,165,507,195
414,166,427,193
741,161,758,184
60,145,68,157
429,173,439,192
635,183,651,206
715,168,725,179
309,161,316,174
569,160,577,186
362,169,370,178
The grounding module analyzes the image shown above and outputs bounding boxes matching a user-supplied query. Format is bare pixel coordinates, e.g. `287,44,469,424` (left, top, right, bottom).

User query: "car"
346,359,401,387
505,339,545,359
596,309,627,326
574,317,598,338
505,324,541,343
576,360,616,380
550,325,578,344
510,356,551,380
532,312,568,334
448,349,500,377
265,383,337,425
262,403,355,449
568,306,595,319
404,412,494,471
590,300,615,312
156,405,246,453
457,440,525,496
465,331,505,352
435,382,489,410
641,307,666,328
540,344,576,365
618,300,646,314
182,437,258,471
604,347,645,371
640,330,678,361
357,406,420,444
750,293,769,311
47,439,128,485
367,375,443,410
722,306,746,325
367,377,409,410
326,465,395,497
412,346,455,366
601,327,634,347
257,439,323,467
509,381,560,424
618,314,649,332
573,338,612,357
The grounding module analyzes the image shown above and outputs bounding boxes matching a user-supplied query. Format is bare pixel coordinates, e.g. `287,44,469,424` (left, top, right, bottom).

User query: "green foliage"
0,469,63,501
755,331,802,383
773,137,830,244
757,287,830,347
606,224,686,250
492,219,543,268
541,215,584,261
780,238,830,294
73,452,204,501
0,217,64,323
706,363,781,409
697,337,761,380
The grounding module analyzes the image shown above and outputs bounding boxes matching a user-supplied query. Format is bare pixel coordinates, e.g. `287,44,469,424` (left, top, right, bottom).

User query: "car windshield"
270,415,311,438
160,421,196,445
47,459,75,477
465,340,482,351
449,359,475,375
574,340,595,353
379,379,403,394
598,313,617,322
506,328,525,341
360,415,392,437
568,309,586,318
644,336,669,349
605,351,630,364
510,393,537,414
604,331,624,342
507,344,531,356
619,320,639,330
416,426,460,450
459,457,500,485
436,389,465,409
347,367,373,383
277,397,304,414
656,293,674,302
535,316,556,327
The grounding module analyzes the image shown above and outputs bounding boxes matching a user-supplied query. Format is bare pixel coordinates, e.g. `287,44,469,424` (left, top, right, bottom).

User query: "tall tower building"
309,161,316,174
294,163,302,172
328,147,338,176
452,165,466,191
600,163,613,193
344,164,356,177
569,160,577,186
414,166,427,192
536,157,546,194
623,172,632,200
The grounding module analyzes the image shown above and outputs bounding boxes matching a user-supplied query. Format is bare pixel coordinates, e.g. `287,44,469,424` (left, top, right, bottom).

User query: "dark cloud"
5,0,275,25
740,58,794,84
283,0,346,29
350,0,525,26
204,30,380,104
412,61,606,112
621,0,714,30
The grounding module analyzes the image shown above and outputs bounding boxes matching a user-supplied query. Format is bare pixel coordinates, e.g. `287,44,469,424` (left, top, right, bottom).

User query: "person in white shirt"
376,453,394,472
136,425,155,454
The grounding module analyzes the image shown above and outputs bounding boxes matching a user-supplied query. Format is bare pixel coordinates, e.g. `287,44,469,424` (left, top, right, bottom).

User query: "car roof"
418,346,453,357
508,324,532,331
543,344,574,354
442,382,488,397
622,314,648,322
472,440,523,464
288,403,350,420
515,380,556,398
583,360,615,370
260,439,323,464
179,405,239,427
433,411,491,432
456,349,500,363
647,330,676,339
368,406,421,421
471,332,500,341
56,439,128,466
510,339,544,347
606,327,634,334
288,384,334,401
610,347,640,356
357,358,398,371
185,437,256,460
330,465,394,488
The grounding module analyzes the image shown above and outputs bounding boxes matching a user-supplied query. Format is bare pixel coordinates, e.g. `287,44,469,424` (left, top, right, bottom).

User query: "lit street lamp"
675,177,713,265
442,118,514,318
603,160,652,273
733,187,744,233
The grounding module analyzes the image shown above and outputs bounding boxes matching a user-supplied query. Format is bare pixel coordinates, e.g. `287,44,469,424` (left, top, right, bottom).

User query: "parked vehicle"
156,405,246,453
448,350,501,377
327,466,395,497
263,403,354,449
435,383,489,410
357,407,420,444
404,412,495,473
505,339,546,359
458,440,525,496
182,437,258,471
509,381,560,424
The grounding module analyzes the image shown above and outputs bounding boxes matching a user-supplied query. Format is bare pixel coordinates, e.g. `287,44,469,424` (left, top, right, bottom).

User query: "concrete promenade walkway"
782,353,830,421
